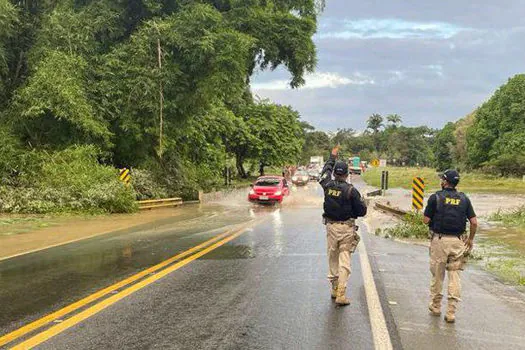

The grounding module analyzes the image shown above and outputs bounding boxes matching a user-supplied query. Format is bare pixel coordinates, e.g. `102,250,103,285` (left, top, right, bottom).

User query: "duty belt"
324,218,355,225
430,230,463,239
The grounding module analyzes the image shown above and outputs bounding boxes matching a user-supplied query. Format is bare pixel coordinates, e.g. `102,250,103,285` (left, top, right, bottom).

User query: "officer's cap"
334,161,349,176
440,169,460,185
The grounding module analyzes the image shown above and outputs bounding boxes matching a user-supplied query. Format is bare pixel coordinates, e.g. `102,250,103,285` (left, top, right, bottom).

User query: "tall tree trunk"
236,154,247,178
157,37,164,159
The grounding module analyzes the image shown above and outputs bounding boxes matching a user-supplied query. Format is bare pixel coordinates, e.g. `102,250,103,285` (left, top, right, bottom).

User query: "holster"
349,233,361,253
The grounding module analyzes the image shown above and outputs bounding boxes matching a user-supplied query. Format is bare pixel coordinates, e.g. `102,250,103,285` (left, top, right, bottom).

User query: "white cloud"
252,72,375,91
380,70,406,85
425,64,444,77
318,19,469,40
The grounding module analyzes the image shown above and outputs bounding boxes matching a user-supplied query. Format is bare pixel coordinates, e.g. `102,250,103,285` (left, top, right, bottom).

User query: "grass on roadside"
0,215,58,236
362,167,525,193
0,212,102,236
475,238,525,286
375,212,430,239
489,207,525,227
486,258,525,286
376,213,525,286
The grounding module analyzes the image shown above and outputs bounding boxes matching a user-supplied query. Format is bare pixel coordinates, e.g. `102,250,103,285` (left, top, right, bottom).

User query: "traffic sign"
370,159,380,167
119,168,131,185
412,177,425,210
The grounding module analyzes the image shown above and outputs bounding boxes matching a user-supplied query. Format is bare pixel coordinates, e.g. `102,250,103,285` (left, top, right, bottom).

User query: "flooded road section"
0,203,251,333
0,185,322,335
476,223,525,286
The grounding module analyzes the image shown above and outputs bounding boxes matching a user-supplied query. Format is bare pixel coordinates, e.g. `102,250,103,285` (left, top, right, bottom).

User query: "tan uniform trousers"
326,221,360,288
430,235,467,306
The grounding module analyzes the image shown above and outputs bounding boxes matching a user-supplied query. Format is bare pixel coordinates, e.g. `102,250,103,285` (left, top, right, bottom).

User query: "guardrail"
137,198,183,210
366,189,383,197
374,202,408,217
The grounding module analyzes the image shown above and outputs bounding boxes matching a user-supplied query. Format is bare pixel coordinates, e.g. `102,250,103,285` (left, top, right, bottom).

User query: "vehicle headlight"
292,176,297,181
274,191,282,196
249,189,255,195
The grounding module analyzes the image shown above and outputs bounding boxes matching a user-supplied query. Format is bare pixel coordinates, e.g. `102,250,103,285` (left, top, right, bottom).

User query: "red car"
248,176,290,204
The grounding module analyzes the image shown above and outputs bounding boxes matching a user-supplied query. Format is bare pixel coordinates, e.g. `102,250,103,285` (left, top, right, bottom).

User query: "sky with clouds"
251,0,525,131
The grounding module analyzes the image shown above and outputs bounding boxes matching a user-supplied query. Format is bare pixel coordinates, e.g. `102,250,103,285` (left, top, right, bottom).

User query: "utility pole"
153,22,164,159
157,37,164,159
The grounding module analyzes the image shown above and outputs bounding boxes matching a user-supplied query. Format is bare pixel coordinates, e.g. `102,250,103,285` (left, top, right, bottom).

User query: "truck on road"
349,156,362,175
309,156,324,167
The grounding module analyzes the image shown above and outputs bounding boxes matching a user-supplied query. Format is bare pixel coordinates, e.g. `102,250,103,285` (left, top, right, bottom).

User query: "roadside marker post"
380,171,389,195
119,168,131,185
412,177,425,211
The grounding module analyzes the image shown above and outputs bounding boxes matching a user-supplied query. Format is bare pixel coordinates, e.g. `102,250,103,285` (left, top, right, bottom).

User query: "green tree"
301,130,330,163
0,0,18,106
10,51,111,148
332,128,355,147
242,101,305,176
453,111,476,169
468,74,525,175
0,0,321,212
386,114,402,128
367,113,384,152
367,113,384,133
227,0,319,87
433,122,456,171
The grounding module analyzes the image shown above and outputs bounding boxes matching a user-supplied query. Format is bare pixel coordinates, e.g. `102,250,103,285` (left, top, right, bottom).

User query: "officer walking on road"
319,146,367,306
423,169,478,323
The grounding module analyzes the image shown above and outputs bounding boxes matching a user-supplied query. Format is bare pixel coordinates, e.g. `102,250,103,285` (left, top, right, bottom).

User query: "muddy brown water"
0,184,327,335
474,221,525,286
480,225,525,255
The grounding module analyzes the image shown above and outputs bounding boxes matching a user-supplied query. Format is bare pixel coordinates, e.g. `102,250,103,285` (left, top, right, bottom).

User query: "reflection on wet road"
17,184,376,350
0,202,274,334
0,184,324,336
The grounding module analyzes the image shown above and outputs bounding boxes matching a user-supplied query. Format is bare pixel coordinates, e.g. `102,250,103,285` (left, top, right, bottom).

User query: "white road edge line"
358,233,393,350
0,230,121,262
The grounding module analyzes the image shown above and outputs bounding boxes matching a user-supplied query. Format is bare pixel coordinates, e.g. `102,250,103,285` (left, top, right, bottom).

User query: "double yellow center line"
1,223,253,349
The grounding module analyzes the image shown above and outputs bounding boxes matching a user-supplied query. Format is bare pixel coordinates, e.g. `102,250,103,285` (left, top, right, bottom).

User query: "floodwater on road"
0,204,253,333
475,222,525,286
0,182,327,335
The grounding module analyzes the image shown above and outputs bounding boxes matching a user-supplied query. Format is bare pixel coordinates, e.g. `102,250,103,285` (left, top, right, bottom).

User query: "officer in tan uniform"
423,169,478,323
319,146,367,306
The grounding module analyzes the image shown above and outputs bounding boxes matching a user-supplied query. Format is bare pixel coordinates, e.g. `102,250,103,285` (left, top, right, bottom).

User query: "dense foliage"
467,75,525,176
434,75,525,176
301,114,435,167
0,0,319,212
304,75,525,178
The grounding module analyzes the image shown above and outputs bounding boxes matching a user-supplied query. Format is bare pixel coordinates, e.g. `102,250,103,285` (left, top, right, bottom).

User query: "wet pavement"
368,233,525,350
1,181,525,349
35,207,376,350
0,204,255,334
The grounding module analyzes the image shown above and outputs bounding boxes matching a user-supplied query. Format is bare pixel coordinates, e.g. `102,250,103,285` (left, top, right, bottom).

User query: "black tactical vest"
431,190,468,235
323,180,354,221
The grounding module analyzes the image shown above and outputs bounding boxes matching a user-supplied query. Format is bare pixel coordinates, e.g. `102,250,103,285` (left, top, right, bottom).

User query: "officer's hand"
331,145,341,156
465,238,474,252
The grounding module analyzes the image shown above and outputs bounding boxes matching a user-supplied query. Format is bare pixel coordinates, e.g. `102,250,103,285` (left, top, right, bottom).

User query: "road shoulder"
0,207,198,261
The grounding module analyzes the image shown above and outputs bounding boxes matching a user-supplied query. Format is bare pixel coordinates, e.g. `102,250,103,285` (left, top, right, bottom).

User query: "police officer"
319,146,367,306
423,169,478,323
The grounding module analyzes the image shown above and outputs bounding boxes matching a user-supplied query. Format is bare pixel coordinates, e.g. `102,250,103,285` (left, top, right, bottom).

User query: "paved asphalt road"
1,182,525,349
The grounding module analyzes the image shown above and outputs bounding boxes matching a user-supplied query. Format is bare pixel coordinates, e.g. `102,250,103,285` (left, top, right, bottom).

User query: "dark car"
307,168,321,181
292,170,310,186
248,176,290,204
